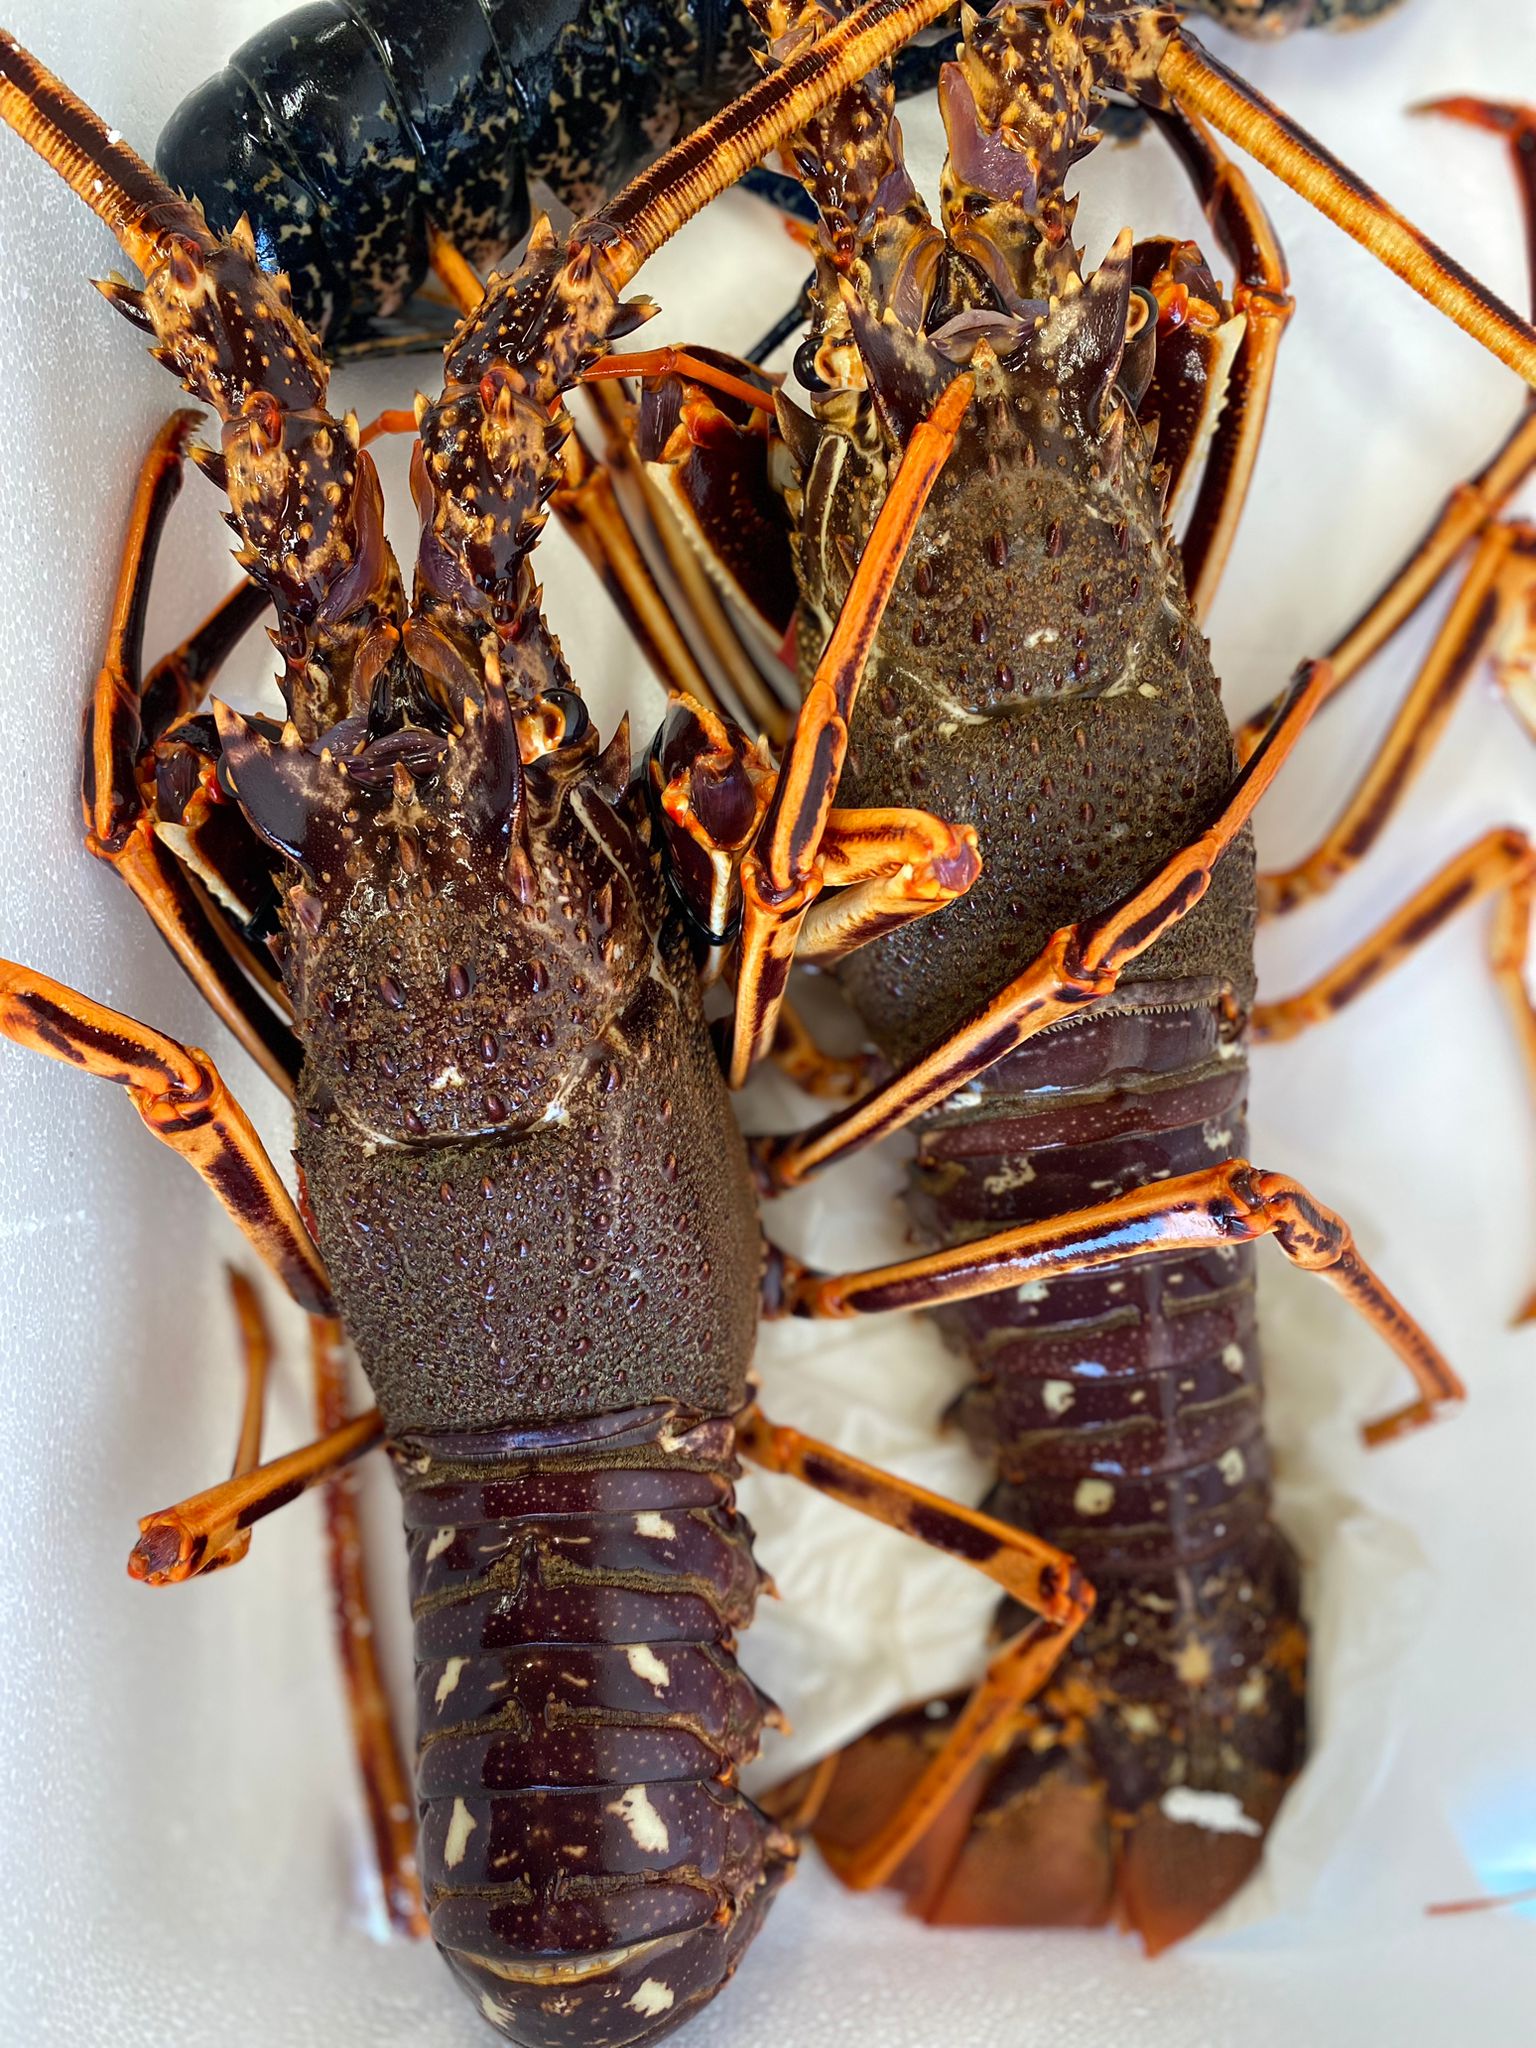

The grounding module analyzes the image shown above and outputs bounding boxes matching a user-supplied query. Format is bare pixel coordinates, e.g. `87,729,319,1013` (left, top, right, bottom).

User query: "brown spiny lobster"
0,5,1116,2041
625,0,1536,1954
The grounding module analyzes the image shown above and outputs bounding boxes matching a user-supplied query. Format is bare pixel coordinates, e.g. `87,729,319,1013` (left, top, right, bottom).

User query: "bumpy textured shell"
397,1406,791,2047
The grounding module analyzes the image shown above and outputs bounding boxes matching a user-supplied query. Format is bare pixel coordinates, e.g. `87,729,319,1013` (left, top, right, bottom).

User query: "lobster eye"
546,689,590,747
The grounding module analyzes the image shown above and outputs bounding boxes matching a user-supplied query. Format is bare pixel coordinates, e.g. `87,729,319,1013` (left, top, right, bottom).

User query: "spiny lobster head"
782,0,1182,712
217,643,648,1148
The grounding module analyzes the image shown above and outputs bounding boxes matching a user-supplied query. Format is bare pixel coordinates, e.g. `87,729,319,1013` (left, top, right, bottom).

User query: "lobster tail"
396,1407,794,2046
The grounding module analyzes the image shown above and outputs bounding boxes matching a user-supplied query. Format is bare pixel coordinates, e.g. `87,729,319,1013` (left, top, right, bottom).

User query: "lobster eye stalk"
1159,28,1536,391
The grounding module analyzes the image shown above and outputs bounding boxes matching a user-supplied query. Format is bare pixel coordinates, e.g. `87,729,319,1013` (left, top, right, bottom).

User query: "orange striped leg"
83,414,297,1092
130,1387,380,1583
1158,33,1536,388
757,660,1330,1191
739,1406,1093,1892
768,1161,1461,1449
730,374,976,1086
1254,828,1536,1324
126,1267,272,1581
738,1409,1088,1626
1150,105,1294,619
582,377,796,740
312,1320,427,1939
0,961,332,1314
1233,100,1536,761
1259,525,1535,915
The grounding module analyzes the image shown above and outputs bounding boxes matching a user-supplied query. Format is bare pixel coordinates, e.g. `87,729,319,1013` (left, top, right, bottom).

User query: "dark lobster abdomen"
907,989,1306,1939
397,1405,793,2046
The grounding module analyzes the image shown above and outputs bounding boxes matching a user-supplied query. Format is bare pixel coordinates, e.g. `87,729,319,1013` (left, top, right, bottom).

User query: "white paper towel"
0,2,1533,2043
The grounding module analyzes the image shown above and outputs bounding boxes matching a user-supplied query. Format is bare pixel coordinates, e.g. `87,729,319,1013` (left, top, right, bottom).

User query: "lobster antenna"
1161,31,1536,391
589,0,956,287
0,31,198,272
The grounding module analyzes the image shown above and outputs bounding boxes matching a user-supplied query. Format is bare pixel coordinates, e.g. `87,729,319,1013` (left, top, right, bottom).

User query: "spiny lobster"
624,0,1536,1954
0,3,1115,2041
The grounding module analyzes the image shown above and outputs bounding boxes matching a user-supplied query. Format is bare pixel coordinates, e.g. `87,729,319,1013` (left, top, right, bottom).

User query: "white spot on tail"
983,1157,1036,1194
634,1513,676,1541
1218,1447,1247,1486
1074,1478,1115,1516
1222,1343,1246,1374
435,1656,468,1709
608,1785,670,1854
1042,1380,1075,1418
625,1644,672,1692
628,1979,676,2018
1015,1279,1049,1304
1160,1787,1262,1838
444,1798,477,1869
426,1526,456,1561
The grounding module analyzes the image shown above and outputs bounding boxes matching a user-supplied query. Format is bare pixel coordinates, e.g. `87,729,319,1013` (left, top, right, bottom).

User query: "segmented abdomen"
394,1404,793,2048
909,983,1306,1911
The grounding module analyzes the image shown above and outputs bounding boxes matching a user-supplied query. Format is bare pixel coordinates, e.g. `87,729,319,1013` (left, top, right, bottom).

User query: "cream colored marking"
434,1655,468,1709
466,1936,666,1986
628,1980,677,2019
1237,1668,1268,1714
1160,1786,1263,1838
1218,1447,1247,1487
426,1526,457,1562
1015,1279,1049,1305
625,1644,672,1692
1203,1121,1234,1151
608,1784,670,1855
1175,1638,1214,1687
1074,1478,1115,1516
480,1992,513,2027
1222,1343,1246,1374
1042,1380,1075,1419
1121,1703,1160,1736
634,1513,676,1541
444,1798,477,1870
983,1157,1036,1194
430,1063,466,1091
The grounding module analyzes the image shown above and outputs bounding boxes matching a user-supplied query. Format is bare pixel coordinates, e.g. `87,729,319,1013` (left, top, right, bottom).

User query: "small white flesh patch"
628,1980,676,2018
1042,1380,1075,1418
435,1655,468,1709
608,1785,670,1854
1074,1478,1115,1516
444,1797,477,1869
625,1644,672,1691
426,1526,457,1561
633,1512,676,1540
1160,1786,1263,1838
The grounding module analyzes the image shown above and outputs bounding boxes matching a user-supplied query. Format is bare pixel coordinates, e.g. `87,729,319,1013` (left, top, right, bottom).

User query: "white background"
1,1,1534,2042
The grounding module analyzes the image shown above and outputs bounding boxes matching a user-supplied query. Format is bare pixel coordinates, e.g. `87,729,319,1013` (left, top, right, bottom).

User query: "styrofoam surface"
1,1,1534,2042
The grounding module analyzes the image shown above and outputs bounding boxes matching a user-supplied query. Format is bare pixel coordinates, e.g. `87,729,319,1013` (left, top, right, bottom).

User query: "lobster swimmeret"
155,0,1408,351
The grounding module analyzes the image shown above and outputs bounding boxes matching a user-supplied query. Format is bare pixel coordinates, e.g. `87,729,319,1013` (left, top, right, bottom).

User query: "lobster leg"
790,807,983,966
311,1318,428,1940
738,1408,1087,1623
770,1161,1462,1446
758,659,1331,1187
130,1392,382,1584
730,374,977,1085
769,1001,874,1100
1258,524,1536,914
126,1266,274,1583
0,960,332,1314
1149,106,1293,619
1231,95,1536,759
1255,828,1536,1044
85,412,298,1093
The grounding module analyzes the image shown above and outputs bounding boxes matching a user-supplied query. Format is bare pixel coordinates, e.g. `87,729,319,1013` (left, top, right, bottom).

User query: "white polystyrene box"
0,2,1533,2043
